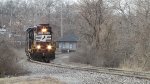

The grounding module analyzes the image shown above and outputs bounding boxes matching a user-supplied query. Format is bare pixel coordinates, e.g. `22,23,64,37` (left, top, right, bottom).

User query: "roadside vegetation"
70,0,150,71
0,40,27,77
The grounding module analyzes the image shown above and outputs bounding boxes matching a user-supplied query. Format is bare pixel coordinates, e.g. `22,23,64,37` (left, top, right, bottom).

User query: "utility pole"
61,2,63,37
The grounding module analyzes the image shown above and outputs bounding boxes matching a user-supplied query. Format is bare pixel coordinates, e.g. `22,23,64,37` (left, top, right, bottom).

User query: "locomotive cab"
25,24,56,63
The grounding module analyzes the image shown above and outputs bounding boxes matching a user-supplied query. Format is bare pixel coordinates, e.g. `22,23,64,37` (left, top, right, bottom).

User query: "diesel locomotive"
25,24,56,63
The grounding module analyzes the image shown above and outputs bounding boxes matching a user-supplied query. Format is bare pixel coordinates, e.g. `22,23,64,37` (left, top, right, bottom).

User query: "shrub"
0,40,27,77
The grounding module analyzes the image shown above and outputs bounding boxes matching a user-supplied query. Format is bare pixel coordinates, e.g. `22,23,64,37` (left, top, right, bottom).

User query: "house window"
62,42,65,49
69,43,73,49
66,43,70,49
59,43,62,49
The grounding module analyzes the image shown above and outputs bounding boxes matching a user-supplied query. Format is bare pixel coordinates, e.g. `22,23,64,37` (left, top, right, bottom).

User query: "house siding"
58,42,77,51
57,33,79,52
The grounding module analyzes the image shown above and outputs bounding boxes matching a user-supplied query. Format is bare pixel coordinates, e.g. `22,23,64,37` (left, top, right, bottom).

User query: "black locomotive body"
25,24,56,63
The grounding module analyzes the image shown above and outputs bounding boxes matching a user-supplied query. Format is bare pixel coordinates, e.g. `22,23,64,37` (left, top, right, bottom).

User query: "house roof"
57,33,79,42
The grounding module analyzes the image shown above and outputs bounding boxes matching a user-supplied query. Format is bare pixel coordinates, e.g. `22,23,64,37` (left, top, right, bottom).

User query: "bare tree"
70,0,119,67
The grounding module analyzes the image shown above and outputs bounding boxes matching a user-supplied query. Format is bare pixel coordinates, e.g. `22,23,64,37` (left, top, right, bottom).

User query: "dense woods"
0,0,150,71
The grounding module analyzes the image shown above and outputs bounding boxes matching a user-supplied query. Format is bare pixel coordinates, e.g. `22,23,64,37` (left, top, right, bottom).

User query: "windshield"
36,26,52,35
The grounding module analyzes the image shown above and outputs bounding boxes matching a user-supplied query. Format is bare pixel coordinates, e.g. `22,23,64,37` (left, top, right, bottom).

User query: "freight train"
25,24,56,63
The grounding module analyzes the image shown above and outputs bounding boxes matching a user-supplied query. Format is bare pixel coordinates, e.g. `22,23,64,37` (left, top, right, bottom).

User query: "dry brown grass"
0,76,65,84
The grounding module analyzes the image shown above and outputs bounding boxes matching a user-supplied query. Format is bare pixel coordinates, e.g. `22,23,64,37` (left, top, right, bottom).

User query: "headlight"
36,45,41,49
41,28,47,32
47,45,52,50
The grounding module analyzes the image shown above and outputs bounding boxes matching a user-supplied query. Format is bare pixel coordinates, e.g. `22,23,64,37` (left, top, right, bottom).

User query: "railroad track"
29,59,150,80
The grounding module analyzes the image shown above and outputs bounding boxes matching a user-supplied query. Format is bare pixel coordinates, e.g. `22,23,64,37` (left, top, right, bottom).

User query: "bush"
70,44,106,67
69,42,133,68
0,40,26,77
